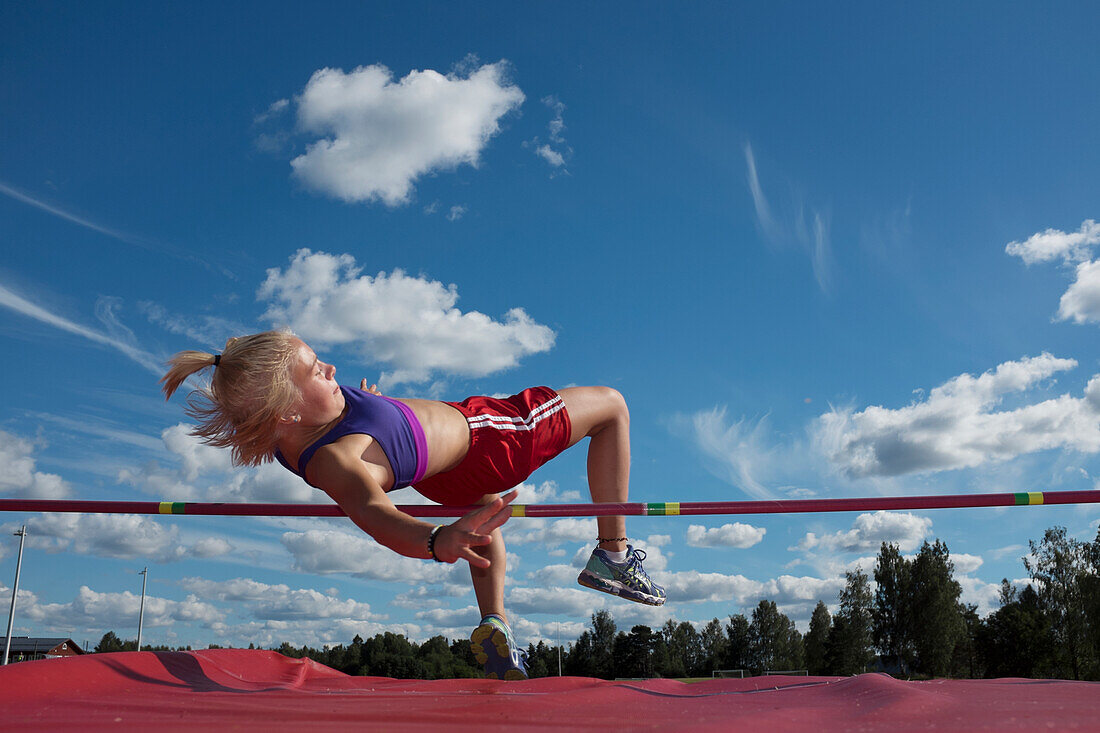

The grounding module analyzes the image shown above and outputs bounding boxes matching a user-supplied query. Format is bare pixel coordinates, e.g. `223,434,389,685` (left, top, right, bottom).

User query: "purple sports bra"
274,386,428,489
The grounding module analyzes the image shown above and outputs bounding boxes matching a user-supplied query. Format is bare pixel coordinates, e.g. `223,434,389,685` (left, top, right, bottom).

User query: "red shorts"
413,387,573,505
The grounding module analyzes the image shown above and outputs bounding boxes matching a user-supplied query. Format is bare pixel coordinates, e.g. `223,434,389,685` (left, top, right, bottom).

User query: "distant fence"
712,669,809,678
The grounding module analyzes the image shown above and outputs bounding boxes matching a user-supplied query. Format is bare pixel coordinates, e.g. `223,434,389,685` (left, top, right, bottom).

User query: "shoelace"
624,549,654,586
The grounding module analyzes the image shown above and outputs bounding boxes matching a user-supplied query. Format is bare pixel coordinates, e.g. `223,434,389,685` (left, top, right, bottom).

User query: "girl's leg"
469,494,508,624
557,386,630,554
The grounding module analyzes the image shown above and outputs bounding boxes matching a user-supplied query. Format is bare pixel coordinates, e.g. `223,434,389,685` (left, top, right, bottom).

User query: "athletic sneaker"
577,545,666,606
470,614,528,680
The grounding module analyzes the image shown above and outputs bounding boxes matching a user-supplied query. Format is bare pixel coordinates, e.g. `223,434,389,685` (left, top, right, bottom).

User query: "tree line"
91,523,1099,680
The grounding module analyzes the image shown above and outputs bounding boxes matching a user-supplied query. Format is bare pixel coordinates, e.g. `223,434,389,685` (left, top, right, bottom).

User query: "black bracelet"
428,524,445,562
597,537,628,543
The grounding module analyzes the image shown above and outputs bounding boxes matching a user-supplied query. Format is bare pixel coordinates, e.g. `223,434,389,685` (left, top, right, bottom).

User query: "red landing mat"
0,650,1096,731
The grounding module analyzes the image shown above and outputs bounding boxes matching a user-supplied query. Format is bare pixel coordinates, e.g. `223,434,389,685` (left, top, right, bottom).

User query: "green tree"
525,640,563,678
94,631,127,653
724,614,752,672
748,600,804,674
825,569,874,675
657,620,687,678
590,610,618,679
361,631,424,678
661,620,703,677
564,631,596,677
804,601,831,675
977,582,1050,678
908,540,963,677
872,542,913,673
1086,528,1100,675
950,603,982,679
1026,526,1096,680
613,625,657,678
699,618,729,677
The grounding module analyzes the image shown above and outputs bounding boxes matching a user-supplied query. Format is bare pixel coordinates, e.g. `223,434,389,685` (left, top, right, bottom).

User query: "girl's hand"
433,491,518,567
360,379,382,395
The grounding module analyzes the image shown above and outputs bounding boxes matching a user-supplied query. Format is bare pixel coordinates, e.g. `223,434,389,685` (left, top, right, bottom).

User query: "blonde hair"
160,330,301,466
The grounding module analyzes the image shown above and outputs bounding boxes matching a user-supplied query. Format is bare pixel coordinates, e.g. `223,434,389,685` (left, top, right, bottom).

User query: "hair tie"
213,354,221,367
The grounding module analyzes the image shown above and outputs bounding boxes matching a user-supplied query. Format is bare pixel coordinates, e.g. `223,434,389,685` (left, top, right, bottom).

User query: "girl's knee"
599,386,629,424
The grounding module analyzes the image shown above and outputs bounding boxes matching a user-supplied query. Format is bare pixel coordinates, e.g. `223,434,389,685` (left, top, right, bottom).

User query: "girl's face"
289,339,345,425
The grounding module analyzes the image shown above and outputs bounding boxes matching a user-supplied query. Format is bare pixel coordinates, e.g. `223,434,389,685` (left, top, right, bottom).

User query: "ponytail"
160,351,219,400
160,331,300,466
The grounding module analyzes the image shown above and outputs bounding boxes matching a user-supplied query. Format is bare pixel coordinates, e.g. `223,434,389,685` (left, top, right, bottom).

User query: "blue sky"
2,2,1100,652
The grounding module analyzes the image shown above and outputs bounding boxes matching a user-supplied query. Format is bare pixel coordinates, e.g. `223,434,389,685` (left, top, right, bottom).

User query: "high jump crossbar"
0,490,1097,518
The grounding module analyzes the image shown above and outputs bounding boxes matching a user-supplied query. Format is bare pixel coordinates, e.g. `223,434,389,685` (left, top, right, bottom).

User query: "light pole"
557,622,562,676
3,525,27,666
136,567,147,652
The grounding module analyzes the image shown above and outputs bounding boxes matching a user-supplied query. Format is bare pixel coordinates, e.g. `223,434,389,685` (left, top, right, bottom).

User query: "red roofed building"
4,637,85,663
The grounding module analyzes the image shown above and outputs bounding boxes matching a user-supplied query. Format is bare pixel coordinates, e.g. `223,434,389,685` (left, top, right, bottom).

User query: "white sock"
603,548,628,563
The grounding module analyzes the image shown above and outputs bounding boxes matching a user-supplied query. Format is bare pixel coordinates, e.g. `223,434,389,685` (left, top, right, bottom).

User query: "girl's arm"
307,444,513,567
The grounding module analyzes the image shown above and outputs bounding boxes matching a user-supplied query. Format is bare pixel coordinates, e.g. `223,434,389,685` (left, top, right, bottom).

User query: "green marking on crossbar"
1014,492,1044,506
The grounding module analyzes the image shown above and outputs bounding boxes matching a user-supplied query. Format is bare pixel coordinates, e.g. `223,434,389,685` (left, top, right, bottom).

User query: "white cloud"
952,553,984,575
281,528,458,584
254,98,289,125
3,584,223,633
1058,259,1100,323
191,537,234,558
118,424,320,503
392,583,469,609
415,604,482,627
507,586,607,615
5,513,221,563
178,577,382,622
686,523,766,548
446,204,467,221
793,511,932,554
1007,220,1100,325
513,480,582,505
958,575,1002,617
535,145,564,167
506,517,598,546
258,249,555,385
525,563,580,587
661,570,767,604
0,429,71,498
1005,219,1100,265
290,60,524,205
816,354,1100,477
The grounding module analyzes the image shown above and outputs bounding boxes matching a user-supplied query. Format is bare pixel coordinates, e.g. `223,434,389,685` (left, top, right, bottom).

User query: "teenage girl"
162,330,664,679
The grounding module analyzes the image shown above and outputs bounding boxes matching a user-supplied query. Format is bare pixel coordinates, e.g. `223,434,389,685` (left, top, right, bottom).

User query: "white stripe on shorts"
467,395,565,432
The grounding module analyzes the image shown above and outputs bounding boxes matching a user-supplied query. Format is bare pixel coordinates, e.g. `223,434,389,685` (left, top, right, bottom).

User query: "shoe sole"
577,570,666,606
470,624,527,681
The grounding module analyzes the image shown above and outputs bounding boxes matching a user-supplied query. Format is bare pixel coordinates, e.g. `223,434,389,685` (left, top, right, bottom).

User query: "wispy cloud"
670,406,779,499
0,179,233,278
0,282,163,375
527,95,571,174
743,143,834,293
